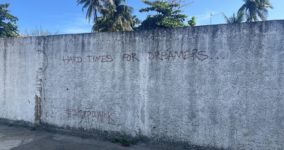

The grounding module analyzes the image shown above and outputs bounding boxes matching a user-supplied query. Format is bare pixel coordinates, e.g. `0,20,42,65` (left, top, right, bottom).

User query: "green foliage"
78,0,135,32
94,0,135,32
238,0,273,22
131,15,141,29
224,12,244,24
138,0,188,30
188,16,196,26
0,3,19,37
77,0,102,22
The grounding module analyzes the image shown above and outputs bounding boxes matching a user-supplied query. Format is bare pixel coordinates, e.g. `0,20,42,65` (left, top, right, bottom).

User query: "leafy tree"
78,0,135,32
188,16,196,26
94,0,135,32
238,0,273,22
77,0,103,22
138,0,188,30
224,12,244,24
131,15,141,29
0,3,18,37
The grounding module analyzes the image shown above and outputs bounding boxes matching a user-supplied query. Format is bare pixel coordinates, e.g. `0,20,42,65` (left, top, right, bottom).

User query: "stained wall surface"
1,21,284,150
0,37,42,123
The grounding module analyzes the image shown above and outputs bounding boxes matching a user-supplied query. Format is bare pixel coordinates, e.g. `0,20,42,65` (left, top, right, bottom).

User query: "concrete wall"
1,20,284,150
0,37,42,123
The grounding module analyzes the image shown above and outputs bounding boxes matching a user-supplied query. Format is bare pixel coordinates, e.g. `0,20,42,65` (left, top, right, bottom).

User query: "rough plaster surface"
0,37,42,123
0,21,284,150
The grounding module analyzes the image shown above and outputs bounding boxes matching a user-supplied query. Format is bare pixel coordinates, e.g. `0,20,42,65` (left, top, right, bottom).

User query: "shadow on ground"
0,124,226,150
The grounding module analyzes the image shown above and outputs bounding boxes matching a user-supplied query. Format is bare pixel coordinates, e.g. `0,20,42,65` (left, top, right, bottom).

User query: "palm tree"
77,0,102,22
94,0,134,32
238,0,273,22
224,12,244,24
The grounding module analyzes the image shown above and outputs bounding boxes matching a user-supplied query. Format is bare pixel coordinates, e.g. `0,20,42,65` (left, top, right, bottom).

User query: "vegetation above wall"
0,0,275,37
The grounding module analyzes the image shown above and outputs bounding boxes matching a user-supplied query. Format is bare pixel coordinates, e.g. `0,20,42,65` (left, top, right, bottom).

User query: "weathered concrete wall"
0,37,43,123
1,20,284,150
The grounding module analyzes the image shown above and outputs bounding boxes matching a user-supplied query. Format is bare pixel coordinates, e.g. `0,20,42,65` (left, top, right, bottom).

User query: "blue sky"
1,0,284,34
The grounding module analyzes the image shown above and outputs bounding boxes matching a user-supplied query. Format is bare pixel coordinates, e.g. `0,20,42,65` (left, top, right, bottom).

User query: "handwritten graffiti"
63,56,83,63
122,53,139,62
87,55,113,63
62,49,210,64
148,49,209,61
65,109,115,124
63,55,113,64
